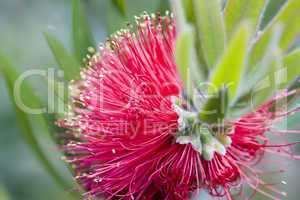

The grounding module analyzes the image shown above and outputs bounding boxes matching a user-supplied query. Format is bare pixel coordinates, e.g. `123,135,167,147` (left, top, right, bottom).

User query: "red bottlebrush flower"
57,12,300,200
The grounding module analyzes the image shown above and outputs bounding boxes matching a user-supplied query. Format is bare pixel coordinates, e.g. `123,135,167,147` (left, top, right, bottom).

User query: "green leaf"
172,0,188,33
158,0,170,13
72,0,95,62
248,0,300,70
182,0,195,23
224,0,267,37
259,0,286,29
251,54,283,108
180,0,209,76
172,0,204,90
106,0,128,34
0,52,74,193
200,23,251,122
44,32,81,81
209,22,251,101
282,48,300,85
251,25,283,109
232,25,283,112
271,0,300,51
47,77,68,118
112,0,127,16
199,87,228,123
0,184,10,200
193,0,225,69
175,29,204,94
175,31,192,87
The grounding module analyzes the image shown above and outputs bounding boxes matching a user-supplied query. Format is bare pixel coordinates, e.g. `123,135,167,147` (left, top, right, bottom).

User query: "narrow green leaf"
232,43,300,116
233,25,283,111
224,0,267,37
72,0,95,62
251,26,283,109
44,32,81,81
0,184,10,200
200,23,251,123
172,0,204,89
47,77,68,118
182,0,195,22
248,0,300,70
158,0,170,13
175,32,192,86
251,51,283,108
112,0,127,16
180,0,209,76
199,87,228,123
271,0,300,50
193,0,225,69
209,22,251,101
0,52,74,193
172,0,188,33
282,49,300,85
259,0,286,29
106,0,128,34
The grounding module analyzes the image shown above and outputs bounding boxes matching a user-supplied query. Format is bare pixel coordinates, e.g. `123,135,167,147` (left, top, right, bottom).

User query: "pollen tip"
87,46,95,54
281,180,287,185
281,191,287,196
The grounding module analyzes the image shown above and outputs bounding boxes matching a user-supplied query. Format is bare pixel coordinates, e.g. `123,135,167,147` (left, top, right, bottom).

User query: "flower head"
58,11,300,200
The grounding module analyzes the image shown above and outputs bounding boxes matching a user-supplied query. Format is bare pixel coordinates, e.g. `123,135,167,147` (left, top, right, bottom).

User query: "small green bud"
191,135,202,152
202,144,214,161
216,134,232,147
200,128,213,144
213,138,226,156
176,135,191,144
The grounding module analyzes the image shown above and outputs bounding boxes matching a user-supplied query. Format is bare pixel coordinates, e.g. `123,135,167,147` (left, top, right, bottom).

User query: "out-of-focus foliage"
0,52,74,193
224,0,266,37
0,1,168,199
72,0,95,63
284,49,300,82
248,0,300,71
175,32,193,87
209,22,251,101
0,184,10,200
193,0,225,69
44,32,81,80
112,0,127,16
260,0,287,29
1,0,300,200
199,23,251,123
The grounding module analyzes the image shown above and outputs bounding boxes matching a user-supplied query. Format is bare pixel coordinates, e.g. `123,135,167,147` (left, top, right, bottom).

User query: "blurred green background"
0,0,165,199
0,0,299,199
